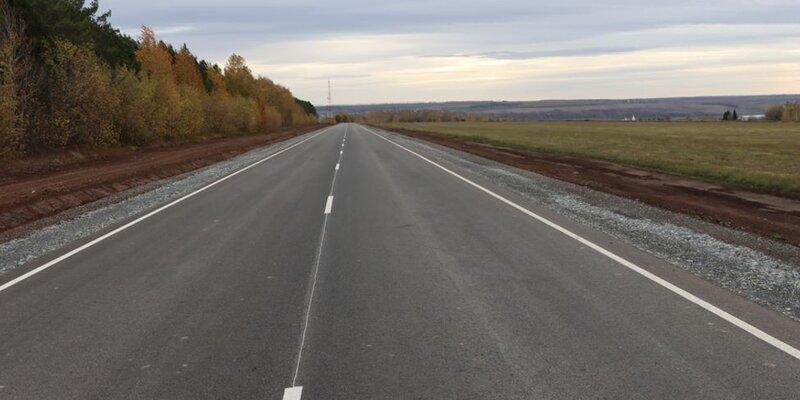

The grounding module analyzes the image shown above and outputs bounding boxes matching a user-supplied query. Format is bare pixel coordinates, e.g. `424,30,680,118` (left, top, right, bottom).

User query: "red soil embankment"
387,127,800,247
0,125,327,236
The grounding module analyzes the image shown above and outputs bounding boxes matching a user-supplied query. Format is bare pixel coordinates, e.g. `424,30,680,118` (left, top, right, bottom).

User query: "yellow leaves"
174,46,205,91
259,105,283,130
224,53,257,98
43,39,119,147
205,65,227,96
136,27,174,83
112,67,152,145
2,24,316,159
176,84,205,138
0,2,32,158
138,26,157,49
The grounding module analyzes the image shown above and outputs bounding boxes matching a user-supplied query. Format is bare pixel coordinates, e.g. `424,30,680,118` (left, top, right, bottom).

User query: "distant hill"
319,95,800,121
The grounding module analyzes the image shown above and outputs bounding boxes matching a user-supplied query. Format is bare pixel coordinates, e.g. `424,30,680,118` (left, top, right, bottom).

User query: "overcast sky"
100,0,800,105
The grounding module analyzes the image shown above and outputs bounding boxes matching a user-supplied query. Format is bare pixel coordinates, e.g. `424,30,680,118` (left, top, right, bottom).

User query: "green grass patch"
381,121,800,199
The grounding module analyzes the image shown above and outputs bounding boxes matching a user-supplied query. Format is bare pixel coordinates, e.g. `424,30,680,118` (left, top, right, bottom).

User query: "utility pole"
327,80,332,120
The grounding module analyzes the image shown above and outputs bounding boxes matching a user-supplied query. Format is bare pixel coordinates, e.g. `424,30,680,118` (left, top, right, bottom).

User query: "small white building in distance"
623,115,637,121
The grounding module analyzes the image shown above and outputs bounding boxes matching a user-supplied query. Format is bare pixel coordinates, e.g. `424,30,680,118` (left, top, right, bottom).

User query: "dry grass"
381,121,800,198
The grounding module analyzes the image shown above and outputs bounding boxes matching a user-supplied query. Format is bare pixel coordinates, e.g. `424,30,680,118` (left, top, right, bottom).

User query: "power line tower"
327,80,332,120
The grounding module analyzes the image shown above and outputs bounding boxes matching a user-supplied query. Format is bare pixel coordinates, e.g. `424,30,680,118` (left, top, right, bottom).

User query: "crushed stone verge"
371,127,800,321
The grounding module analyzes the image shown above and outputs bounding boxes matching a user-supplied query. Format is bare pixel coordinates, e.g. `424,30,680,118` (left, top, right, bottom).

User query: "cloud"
98,0,800,103
303,74,371,80
422,47,641,60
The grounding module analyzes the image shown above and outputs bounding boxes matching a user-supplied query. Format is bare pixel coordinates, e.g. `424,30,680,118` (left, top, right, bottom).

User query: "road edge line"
361,124,800,362
0,127,332,294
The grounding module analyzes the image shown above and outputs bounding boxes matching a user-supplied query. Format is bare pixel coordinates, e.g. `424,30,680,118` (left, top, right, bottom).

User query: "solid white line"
0,127,332,294
324,196,334,214
361,125,800,361
282,386,303,400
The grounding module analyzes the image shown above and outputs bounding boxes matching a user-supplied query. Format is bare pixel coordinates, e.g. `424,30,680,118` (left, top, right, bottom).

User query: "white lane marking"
282,386,303,400
324,196,334,214
290,124,346,387
335,163,340,170
340,150,343,155
361,125,800,362
0,127,332,294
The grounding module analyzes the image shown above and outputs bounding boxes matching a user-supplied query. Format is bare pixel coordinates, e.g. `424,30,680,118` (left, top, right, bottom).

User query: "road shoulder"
367,125,800,326
380,125,800,248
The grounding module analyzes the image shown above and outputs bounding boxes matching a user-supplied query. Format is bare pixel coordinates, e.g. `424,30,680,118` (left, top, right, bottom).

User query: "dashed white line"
0,127,332,294
324,196,334,214
361,124,800,362
289,124,347,392
282,386,303,400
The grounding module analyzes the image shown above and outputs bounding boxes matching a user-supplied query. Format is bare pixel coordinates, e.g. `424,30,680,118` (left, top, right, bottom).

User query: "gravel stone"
372,127,800,321
0,131,319,275
3,126,798,322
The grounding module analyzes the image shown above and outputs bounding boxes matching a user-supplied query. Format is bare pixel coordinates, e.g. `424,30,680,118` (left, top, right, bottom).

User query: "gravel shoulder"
0,125,327,237
0,127,329,275
2,124,798,322
371,126,800,322
382,126,800,247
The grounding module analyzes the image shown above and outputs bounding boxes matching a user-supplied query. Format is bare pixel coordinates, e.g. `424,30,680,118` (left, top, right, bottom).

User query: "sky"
100,0,800,106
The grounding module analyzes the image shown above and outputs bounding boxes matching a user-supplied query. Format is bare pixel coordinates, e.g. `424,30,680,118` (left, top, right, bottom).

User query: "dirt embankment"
385,127,800,247
0,125,327,236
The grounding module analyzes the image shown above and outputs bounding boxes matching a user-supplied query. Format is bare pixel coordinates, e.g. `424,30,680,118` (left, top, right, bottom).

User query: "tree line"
765,102,800,122
0,0,317,160
336,110,493,124
721,109,738,121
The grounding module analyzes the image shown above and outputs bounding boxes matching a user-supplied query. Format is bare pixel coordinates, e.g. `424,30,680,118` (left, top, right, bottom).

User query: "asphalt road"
0,123,798,399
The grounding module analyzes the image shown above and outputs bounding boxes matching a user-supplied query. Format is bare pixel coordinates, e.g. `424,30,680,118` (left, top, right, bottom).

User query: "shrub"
229,96,258,133
259,105,283,131
176,85,204,138
37,39,119,149
112,67,153,145
765,105,784,121
0,1,32,158
783,102,800,122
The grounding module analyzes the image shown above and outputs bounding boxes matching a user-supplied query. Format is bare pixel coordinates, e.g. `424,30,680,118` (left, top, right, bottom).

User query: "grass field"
381,121,800,199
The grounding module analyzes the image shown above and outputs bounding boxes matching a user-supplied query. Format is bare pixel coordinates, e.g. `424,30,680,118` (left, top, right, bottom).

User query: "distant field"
381,121,800,198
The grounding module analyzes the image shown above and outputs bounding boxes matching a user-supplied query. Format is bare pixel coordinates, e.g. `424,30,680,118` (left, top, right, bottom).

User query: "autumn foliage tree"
0,0,31,157
37,39,119,148
0,0,317,159
174,44,204,91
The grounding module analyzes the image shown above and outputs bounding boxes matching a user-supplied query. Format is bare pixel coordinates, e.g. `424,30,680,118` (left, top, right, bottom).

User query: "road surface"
0,124,798,399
